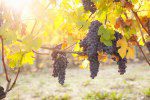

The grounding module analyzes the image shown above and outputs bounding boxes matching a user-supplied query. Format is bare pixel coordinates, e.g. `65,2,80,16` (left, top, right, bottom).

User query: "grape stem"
6,53,24,93
64,42,77,50
6,68,21,92
30,20,37,34
32,50,50,55
135,39,150,66
41,46,84,55
131,10,150,36
0,36,10,82
0,36,22,94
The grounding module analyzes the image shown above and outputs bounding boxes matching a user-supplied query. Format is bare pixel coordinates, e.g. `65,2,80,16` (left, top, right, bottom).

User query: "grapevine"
0,0,150,99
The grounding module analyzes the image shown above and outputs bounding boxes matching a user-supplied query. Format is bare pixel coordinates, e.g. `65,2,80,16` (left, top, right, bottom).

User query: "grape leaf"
7,51,35,68
22,34,42,51
126,47,135,59
98,26,115,46
117,38,135,59
117,38,128,58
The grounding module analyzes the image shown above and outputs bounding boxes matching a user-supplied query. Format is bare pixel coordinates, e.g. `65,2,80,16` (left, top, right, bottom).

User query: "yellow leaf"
79,59,90,69
118,48,127,58
126,47,135,59
117,38,128,48
117,38,128,58
117,38,135,59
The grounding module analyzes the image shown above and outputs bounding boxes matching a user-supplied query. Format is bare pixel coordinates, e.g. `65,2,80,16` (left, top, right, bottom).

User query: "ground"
0,62,150,100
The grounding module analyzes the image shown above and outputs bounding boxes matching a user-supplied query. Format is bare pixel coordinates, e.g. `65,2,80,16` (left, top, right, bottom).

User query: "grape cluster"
82,0,97,14
80,21,128,77
100,31,127,75
103,31,127,74
51,45,68,85
80,20,102,79
0,86,6,99
112,32,127,74
117,57,127,74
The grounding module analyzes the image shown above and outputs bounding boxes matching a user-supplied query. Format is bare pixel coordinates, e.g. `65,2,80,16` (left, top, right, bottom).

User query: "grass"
42,94,71,100
0,62,149,100
143,88,150,97
84,91,123,100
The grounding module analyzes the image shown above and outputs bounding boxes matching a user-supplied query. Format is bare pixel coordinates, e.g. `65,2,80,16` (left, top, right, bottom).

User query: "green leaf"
0,24,17,44
98,26,106,35
100,37,112,46
102,31,110,40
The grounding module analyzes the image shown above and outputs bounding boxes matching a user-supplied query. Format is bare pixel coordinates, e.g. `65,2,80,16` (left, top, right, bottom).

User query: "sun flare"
4,0,32,10
3,0,34,20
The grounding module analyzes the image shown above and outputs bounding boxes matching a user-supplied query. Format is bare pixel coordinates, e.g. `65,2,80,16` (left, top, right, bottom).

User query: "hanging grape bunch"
80,20,102,79
82,0,97,14
99,31,127,74
80,20,128,79
111,32,127,74
51,45,68,85
0,86,6,99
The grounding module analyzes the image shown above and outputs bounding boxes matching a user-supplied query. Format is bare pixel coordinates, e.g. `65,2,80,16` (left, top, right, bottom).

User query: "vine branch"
6,68,21,92
32,50,50,55
134,39,150,65
41,46,84,55
0,36,10,82
131,10,150,36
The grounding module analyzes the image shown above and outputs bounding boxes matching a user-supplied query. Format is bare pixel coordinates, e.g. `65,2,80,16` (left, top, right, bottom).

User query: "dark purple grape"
51,45,68,85
117,58,127,75
82,0,97,14
0,86,6,99
146,41,150,52
80,20,102,79
0,86,4,91
80,20,128,77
